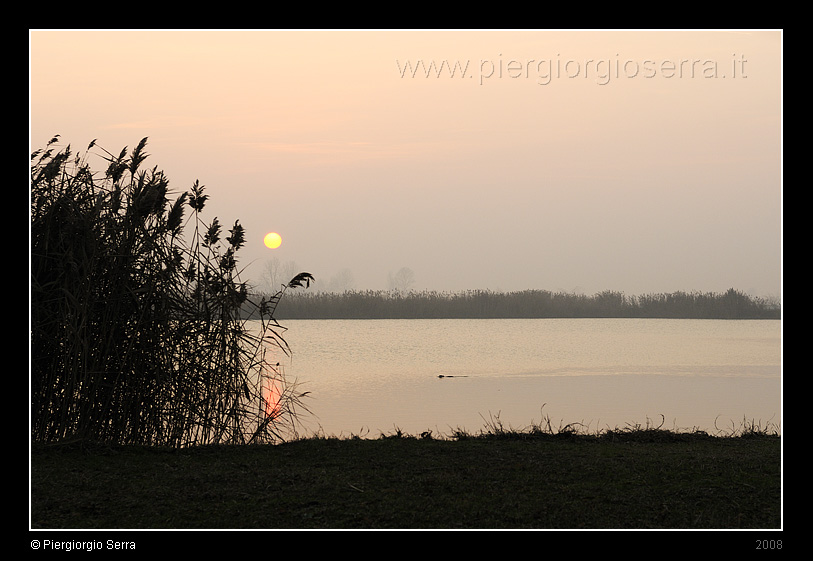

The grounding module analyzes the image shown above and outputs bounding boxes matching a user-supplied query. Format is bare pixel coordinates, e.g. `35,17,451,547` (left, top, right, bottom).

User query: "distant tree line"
242,287,780,320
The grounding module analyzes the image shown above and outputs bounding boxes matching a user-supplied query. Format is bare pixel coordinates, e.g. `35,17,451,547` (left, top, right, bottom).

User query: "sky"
29,29,782,299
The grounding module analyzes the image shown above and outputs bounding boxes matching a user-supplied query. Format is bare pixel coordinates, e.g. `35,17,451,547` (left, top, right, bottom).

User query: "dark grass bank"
30,428,781,531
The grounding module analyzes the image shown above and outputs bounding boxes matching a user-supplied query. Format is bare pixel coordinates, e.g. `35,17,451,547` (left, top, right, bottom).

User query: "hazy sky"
29,29,782,298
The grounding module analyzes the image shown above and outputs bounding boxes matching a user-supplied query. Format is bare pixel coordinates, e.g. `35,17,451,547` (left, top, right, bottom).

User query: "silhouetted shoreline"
244,288,780,320
31,424,781,530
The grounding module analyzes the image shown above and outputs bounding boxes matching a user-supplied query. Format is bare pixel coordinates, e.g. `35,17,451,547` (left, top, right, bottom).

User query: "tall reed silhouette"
31,136,313,447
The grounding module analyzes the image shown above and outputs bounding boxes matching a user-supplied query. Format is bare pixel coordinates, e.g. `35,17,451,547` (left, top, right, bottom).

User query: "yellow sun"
263,232,282,249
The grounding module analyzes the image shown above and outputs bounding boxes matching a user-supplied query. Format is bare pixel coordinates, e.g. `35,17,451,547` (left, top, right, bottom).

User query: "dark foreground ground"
30,428,781,534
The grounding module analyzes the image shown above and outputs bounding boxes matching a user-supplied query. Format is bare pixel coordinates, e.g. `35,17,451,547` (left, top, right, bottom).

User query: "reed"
31,136,313,447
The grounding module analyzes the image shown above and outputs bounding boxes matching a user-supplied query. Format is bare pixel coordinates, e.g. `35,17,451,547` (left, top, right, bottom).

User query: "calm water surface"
265,318,781,437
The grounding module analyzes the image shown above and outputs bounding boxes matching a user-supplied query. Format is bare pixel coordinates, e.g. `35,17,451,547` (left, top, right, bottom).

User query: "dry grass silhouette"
31,136,313,447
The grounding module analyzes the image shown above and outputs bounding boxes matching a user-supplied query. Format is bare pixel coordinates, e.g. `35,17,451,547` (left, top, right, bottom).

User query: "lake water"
265,318,781,438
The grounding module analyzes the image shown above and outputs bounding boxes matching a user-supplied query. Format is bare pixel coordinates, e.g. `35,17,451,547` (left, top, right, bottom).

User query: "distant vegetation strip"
243,288,780,320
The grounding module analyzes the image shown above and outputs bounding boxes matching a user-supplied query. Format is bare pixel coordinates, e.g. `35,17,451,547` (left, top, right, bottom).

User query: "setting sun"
263,232,282,249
